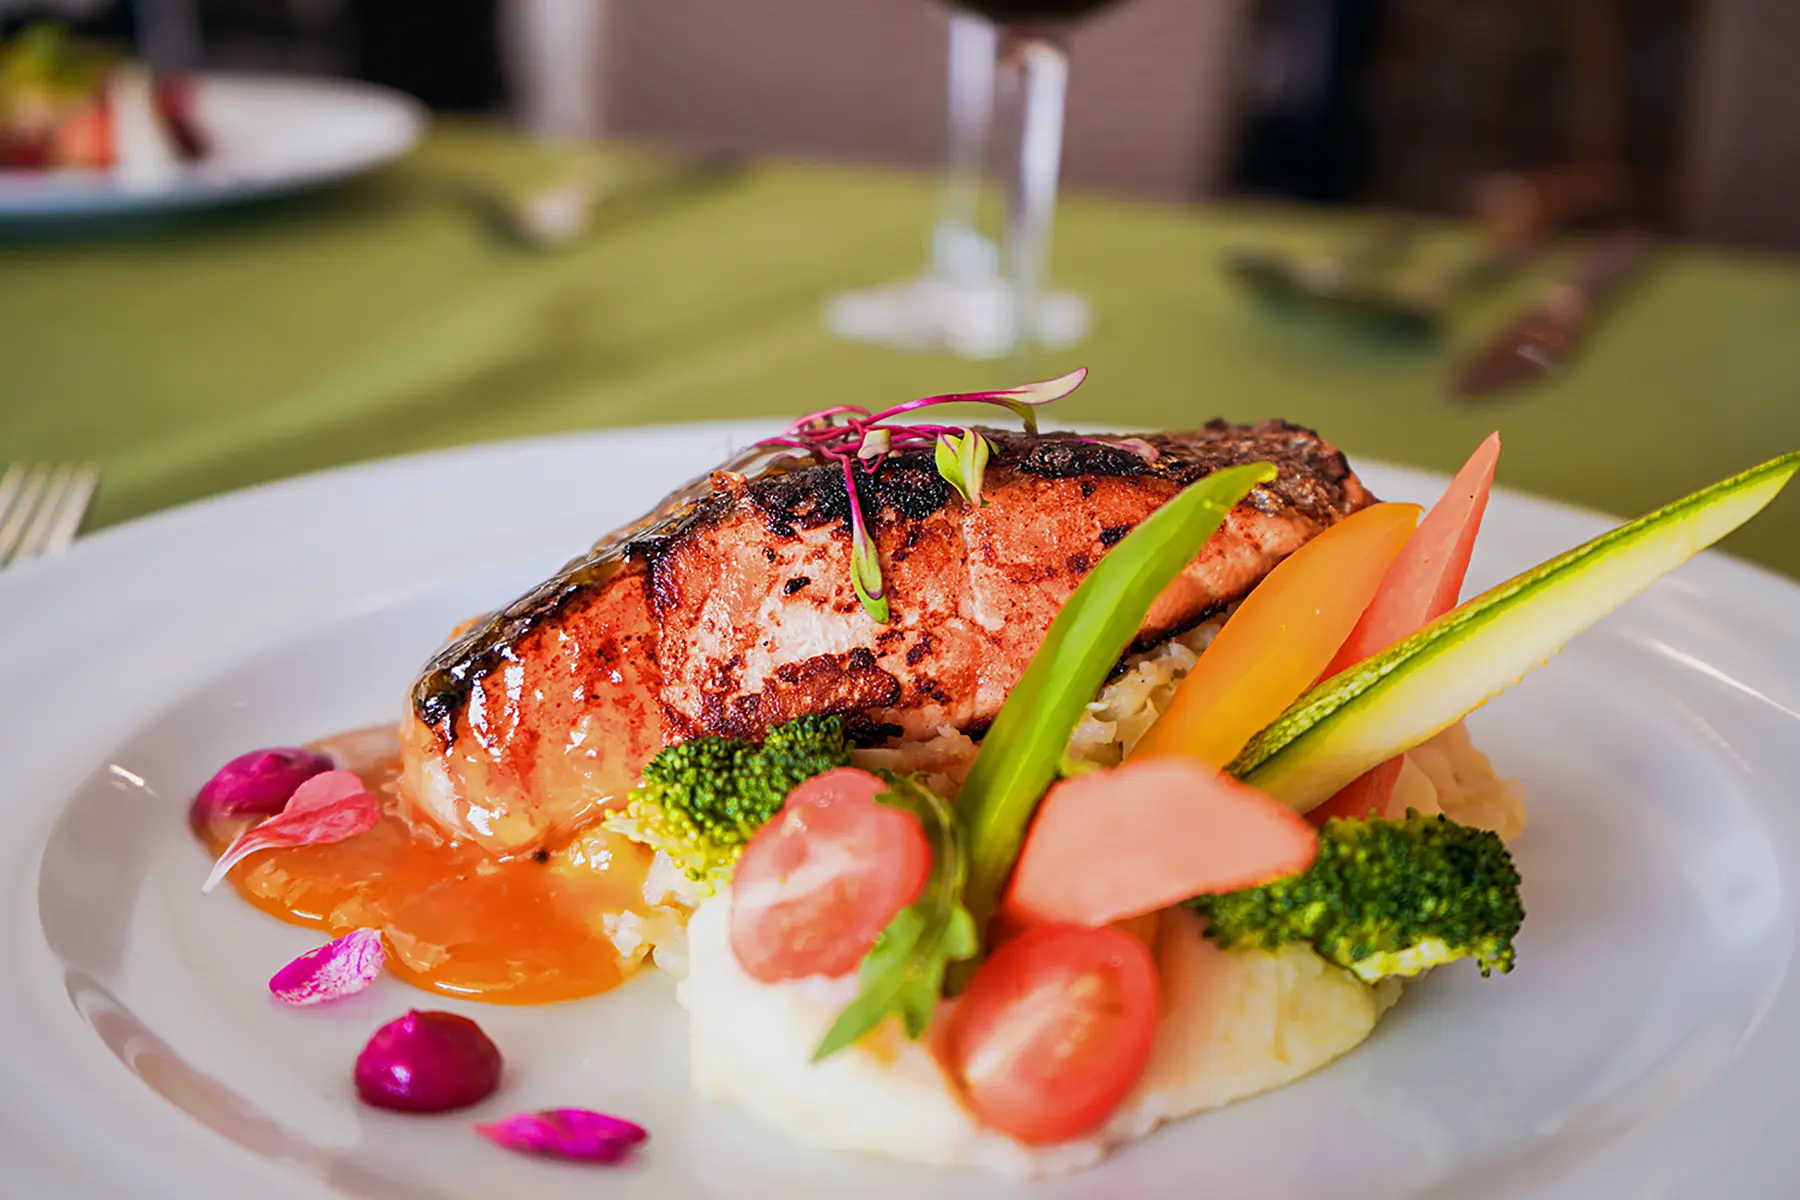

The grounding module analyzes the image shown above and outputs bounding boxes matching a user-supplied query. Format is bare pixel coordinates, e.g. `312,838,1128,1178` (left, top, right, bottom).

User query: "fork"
0,463,100,567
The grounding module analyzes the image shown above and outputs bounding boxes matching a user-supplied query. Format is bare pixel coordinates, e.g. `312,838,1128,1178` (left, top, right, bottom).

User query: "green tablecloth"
5,122,1800,574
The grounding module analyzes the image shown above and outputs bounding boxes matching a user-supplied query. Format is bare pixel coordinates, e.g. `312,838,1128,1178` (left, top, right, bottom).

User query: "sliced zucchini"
1229,451,1800,810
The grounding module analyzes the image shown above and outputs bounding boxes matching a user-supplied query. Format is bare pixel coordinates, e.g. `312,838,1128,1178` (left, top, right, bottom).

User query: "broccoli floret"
604,715,854,894
1189,810,1524,983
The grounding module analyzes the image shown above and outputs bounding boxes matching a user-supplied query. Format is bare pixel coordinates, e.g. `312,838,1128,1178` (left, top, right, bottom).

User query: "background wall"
600,0,1253,202
10,0,1797,251
1681,0,1800,252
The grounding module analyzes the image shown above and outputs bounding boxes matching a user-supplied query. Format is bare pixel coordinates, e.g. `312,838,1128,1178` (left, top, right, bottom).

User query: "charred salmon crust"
402,421,1372,853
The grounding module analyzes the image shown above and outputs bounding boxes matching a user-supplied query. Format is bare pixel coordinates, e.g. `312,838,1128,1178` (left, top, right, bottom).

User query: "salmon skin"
400,422,1374,854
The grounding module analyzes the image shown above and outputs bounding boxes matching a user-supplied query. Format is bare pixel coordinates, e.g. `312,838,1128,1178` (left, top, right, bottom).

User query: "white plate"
0,73,424,219
2,423,1799,1199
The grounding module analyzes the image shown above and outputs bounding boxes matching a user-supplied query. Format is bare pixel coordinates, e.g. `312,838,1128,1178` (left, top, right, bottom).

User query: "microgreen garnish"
756,369,1107,622
934,430,991,507
845,461,890,624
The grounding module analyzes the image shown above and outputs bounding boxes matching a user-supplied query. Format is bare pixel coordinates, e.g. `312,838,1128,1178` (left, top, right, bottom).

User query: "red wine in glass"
950,0,1123,22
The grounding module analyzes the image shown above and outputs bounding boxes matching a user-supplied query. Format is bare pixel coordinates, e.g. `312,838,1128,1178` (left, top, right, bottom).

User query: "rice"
853,613,1526,840
1065,619,1229,769
848,618,1230,788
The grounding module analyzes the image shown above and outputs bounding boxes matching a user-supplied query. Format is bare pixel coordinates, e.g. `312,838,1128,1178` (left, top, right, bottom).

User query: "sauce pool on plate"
193,725,657,1004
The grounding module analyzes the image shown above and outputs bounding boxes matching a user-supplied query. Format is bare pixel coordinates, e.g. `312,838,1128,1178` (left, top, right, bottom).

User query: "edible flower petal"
202,769,378,894
192,746,334,822
269,928,386,1006
355,1010,503,1113
474,1109,649,1163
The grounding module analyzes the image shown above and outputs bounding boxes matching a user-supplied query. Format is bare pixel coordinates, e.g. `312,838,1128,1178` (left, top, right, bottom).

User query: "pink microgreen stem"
868,367,1089,434
202,770,379,894
1075,435,1160,462
269,928,386,1006
474,1109,650,1163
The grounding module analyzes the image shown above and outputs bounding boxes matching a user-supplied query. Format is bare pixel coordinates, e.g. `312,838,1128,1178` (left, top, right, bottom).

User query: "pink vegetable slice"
474,1109,650,1163
1309,433,1501,825
1002,757,1319,928
269,928,386,1006
191,746,334,822
201,769,378,894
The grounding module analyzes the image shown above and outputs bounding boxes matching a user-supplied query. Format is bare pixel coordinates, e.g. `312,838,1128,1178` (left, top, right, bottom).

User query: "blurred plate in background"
0,73,424,220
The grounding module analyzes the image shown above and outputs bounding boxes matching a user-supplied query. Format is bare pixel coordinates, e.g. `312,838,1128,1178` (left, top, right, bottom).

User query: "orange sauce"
194,726,660,1005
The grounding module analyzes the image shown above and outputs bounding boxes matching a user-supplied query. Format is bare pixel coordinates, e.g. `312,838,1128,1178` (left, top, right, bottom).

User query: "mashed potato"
680,893,1400,1178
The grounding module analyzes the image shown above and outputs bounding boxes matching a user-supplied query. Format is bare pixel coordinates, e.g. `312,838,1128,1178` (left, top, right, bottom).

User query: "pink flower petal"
474,1109,649,1163
269,928,386,1006
192,747,334,822
202,770,378,893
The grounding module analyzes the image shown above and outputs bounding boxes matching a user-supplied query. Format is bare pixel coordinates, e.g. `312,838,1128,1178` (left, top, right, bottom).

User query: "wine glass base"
824,275,1089,361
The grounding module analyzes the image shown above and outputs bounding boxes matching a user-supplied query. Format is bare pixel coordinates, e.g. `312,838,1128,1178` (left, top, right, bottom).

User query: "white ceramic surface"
2,424,1799,1199
0,73,424,219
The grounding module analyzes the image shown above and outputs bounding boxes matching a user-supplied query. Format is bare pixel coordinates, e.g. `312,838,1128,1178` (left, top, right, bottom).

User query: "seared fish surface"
401,423,1373,853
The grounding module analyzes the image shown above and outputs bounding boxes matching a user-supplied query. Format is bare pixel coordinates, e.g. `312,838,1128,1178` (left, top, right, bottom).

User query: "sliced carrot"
1309,434,1501,825
1000,758,1318,929
1131,502,1421,767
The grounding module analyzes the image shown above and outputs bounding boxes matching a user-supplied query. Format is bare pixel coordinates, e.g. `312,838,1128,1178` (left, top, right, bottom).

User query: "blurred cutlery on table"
465,150,746,252
1223,216,1443,337
1224,209,1538,341
1223,149,1635,341
0,463,99,568
1453,229,1656,399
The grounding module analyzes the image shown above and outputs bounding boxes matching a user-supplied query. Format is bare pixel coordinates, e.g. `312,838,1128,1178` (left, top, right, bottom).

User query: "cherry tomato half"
941,923,1159,1145
730,768,930,982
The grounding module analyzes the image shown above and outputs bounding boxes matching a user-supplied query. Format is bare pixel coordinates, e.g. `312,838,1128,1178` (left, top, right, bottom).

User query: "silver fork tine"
0,466,24,536
16,464,75,562
0,465,49,565
40,464,99,555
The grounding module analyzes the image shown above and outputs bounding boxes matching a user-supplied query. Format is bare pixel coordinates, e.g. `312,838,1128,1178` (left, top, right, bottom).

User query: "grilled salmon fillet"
400,423,1374,854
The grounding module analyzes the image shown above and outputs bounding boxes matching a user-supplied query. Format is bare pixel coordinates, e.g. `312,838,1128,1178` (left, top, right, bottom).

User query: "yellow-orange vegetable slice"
1132,501,1421,767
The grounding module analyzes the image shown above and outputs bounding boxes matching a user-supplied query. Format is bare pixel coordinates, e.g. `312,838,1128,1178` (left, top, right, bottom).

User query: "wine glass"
960,0,1126,366
824,8,1092,362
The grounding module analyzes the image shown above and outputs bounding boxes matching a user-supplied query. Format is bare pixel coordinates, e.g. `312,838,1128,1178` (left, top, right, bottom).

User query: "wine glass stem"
935,13,998,279
1005,30,1071,368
